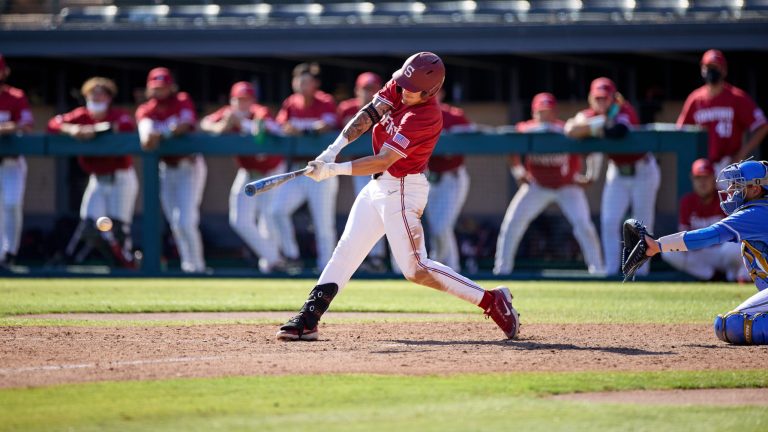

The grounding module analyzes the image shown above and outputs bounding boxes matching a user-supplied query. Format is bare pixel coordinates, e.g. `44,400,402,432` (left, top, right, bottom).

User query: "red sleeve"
113,108,136,132
47,108,84,133
276,97,291,125
374,80,398,108
253,104,272,120
177,92,197,124
733,93,767,133
678,195,692,231
204,106,229,123
12,91,33,125
676,93,696,127
514,121,527,133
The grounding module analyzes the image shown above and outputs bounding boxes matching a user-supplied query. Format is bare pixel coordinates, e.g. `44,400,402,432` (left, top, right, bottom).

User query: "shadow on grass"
383,339,675,356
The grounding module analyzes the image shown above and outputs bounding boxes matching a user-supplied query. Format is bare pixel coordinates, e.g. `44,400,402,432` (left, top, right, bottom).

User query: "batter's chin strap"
362,102,382,125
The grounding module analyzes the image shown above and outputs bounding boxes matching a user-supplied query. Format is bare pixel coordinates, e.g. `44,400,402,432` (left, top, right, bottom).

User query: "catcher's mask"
717,160,768,215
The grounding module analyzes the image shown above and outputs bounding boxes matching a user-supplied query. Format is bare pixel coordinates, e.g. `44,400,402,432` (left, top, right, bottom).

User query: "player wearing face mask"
677,50,768,174
48,77,139,268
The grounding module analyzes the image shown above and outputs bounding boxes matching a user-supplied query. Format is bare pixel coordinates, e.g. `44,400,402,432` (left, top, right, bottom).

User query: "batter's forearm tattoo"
342,99,391,142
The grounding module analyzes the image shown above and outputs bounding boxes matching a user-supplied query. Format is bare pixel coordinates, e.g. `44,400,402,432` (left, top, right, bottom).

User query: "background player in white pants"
565,78,660,276
337,72,390,273
48,77,138,267
272,63,339,270
494,93,604,275
425,89,475,271
201,81,288,273
137,67,207,273
661,158,745,281
0,54,34,268
276,52,519,342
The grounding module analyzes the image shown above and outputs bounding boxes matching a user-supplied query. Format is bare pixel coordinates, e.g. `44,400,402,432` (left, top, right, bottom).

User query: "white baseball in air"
96,216,113,232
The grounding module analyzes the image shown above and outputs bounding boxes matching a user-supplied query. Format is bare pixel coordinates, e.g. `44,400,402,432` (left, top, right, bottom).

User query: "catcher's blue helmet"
717,160,768,215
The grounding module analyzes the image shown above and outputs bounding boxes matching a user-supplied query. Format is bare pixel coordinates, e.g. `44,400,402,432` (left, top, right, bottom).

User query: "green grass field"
1,278,766,432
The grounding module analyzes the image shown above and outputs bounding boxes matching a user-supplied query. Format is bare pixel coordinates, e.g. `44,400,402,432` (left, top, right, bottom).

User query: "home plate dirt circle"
1,313,767,392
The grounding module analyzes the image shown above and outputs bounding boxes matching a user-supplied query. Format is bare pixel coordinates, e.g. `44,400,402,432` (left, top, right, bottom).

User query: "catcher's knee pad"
714,312,768,345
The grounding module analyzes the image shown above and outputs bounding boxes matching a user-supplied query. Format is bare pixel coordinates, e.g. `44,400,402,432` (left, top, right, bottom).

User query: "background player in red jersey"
271,63,339,270
425,89,476,271
661,158,746,281
0,54,34,268
677,49,768,174
48,77,138,267
565,77,660,277
337,72,391,273
494,93,604,275
136,67,206,273
276,52,519,342
200,81,289,273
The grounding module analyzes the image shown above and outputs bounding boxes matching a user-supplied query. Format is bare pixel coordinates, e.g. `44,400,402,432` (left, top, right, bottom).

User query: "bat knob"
244,184,256,196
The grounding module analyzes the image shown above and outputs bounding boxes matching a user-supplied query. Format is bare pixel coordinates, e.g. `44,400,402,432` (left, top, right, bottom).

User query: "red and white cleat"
484,286,520,339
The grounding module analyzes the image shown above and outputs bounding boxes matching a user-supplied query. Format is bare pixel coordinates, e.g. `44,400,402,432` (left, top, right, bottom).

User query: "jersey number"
715,120,732,138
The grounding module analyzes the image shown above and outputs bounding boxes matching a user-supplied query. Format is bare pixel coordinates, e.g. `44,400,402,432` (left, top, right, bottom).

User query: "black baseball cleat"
276,314,318,341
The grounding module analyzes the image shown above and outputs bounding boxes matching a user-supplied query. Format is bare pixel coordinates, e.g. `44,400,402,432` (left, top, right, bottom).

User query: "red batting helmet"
392,52,445,98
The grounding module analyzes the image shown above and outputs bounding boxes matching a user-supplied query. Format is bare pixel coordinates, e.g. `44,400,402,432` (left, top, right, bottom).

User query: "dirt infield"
2,313,767,389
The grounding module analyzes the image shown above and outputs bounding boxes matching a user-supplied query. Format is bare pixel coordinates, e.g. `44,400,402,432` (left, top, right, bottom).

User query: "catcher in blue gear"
624,160,768,345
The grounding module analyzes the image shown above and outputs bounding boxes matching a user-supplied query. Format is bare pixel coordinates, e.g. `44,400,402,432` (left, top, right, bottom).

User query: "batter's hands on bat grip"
306,160,330,182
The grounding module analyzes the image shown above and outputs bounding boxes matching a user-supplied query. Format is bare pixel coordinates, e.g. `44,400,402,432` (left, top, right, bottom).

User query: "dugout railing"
0,128,707,277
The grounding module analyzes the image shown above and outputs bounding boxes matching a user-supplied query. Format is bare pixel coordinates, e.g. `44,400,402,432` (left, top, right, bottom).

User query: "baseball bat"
244,166,312,196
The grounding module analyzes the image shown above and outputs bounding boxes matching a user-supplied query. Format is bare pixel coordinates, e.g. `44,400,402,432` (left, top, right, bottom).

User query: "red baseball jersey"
578,103,641,165
0,85,34,129
48,106,135,175
135,92,197,165
337,97,361,126
204,104,283,171
276,91,338,132
372,79,443,178
428,103,470,173
678,192,725,231
516,119,581,188
676,83,767,163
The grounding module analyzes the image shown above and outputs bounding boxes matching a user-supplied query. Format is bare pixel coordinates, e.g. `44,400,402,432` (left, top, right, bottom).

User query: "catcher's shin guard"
714,312,768,345
278,283,339,341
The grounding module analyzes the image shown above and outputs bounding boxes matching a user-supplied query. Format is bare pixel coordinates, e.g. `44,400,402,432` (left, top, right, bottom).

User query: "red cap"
230,81,255,98
355,72,382,90
532,92,557,113
701,49,727,71
392,52,445,98
691,158,715,176
589,77,616,98
0,54,6,71
147,67,174,89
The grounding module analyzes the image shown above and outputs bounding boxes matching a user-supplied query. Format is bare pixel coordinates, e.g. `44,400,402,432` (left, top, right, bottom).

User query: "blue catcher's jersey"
711,198,768,290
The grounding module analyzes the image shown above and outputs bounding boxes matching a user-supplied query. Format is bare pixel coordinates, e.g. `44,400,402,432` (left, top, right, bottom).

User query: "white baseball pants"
267,167,338,268
318,172,486,306
0,156,26,261
353,174,387,261
229,166,284,272
426,166,469,271
160,155,207,273
80,168,138,224
601,155,660,276
494,181,604,274
661,242,747,281
734,285,768,314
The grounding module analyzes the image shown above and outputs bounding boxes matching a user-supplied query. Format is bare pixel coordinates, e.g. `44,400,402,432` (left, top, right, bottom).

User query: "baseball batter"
276,52,520,342
48,77,138,267
565,77,659,276
271,63,339,270
424,89,475,271
337,72,389,272
641,160,768,345
137,67,207,273
494,93,604,275
661,158,745,281
677,50,768,174
200,81,286,273
0,54,34,268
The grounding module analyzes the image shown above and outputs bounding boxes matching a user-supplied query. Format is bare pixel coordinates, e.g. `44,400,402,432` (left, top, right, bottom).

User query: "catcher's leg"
714,312,768,345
